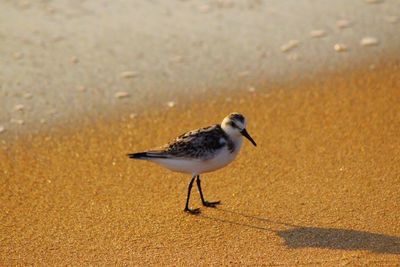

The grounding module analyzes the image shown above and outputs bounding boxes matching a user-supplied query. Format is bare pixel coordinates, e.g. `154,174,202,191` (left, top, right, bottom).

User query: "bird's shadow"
200,208,400,254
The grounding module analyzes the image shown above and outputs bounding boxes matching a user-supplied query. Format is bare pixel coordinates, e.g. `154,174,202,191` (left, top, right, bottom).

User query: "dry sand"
1,62,400,265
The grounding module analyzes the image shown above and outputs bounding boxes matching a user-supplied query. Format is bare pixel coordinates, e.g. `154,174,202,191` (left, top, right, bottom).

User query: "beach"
1,0,400,265
1,62,400,265
1,0,400,135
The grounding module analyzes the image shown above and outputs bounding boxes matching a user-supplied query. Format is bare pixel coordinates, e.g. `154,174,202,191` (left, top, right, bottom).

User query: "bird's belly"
152,148,239,175
200,149,238,173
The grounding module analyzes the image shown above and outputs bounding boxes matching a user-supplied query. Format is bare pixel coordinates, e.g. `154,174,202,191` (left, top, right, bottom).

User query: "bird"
127,112,257,214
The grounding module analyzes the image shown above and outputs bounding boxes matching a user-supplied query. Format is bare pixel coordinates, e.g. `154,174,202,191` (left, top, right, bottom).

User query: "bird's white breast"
151,137,243,175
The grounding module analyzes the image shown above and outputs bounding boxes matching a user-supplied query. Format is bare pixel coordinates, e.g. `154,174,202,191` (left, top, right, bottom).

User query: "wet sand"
2,0,400,135
1,62,400,265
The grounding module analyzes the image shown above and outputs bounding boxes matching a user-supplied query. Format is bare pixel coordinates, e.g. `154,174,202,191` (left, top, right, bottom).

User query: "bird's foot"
202,200,221,208
184,207,201,215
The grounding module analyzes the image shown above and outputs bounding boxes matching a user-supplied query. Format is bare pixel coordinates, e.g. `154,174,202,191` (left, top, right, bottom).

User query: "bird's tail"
127,151,168,160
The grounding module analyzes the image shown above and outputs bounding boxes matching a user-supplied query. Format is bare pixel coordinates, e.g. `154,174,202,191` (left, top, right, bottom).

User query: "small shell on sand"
18,1,31,9
13,52,24,60
248,86,256,92
114,91,130,99
170,55,184,63
10,118,24,125
310,30,326,38
0,126,5,133
336,19,351,29
167,101,176,108
334,44,348,52
71,56,79,64
198,4,211,13
280,40,299,52
360,37,379,47
14,104,25,112
45,6,56,14
120,71,139,79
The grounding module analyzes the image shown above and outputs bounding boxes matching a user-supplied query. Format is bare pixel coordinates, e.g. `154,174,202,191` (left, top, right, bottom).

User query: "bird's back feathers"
128,124,234,160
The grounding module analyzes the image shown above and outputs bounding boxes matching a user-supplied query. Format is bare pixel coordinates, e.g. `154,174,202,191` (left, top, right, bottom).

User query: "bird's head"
221,112,257,146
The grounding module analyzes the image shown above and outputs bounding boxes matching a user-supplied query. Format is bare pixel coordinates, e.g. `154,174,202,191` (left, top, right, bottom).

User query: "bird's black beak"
240,129,257,146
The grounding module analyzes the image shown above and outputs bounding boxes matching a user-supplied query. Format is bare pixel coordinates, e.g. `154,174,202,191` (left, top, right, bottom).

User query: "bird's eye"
230,121,238,128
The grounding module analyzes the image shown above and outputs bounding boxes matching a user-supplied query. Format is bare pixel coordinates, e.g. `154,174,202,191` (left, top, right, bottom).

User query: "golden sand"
1,63,400,265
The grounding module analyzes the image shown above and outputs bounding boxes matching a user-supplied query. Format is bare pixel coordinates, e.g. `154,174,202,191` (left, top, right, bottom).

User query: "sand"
1,62,400,265
2,0,400,135
2,1,400,264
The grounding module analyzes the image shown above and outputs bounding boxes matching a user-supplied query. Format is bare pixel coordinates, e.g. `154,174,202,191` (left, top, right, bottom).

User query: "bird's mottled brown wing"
148,124,229,159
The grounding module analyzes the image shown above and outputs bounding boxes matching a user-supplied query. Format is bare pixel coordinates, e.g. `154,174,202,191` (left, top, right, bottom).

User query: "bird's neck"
219,124,243,153
227,134,243,154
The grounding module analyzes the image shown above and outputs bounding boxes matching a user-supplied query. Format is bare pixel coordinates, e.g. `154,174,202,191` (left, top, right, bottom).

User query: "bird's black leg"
184,175,200,214
196,175,221,207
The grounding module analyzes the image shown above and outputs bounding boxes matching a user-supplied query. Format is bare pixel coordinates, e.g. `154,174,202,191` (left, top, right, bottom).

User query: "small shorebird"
127,112,257,214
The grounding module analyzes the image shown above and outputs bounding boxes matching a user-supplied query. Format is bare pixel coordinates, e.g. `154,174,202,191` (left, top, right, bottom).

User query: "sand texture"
1,63,400,265
2,0,400,134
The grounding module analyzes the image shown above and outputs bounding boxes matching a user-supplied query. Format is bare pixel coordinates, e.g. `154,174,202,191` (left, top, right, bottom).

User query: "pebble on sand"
170,55,184,63
167,101,176,108
45,6,56,14
198,4,211,13
360,37,379,47
10,119,24,125
76,86,86,92
120,71,139,79
281,40,299,53
18,1,31,9
248,86,256,93
0,126,5,133
114,91,130,99
14,104,25,112
310,30,326,38
13,52,24,60
334,44,348,52
71,56,79,64
336,19,351,29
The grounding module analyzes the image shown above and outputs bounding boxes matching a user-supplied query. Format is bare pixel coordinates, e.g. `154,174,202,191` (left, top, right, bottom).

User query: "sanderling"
127,112,257,214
